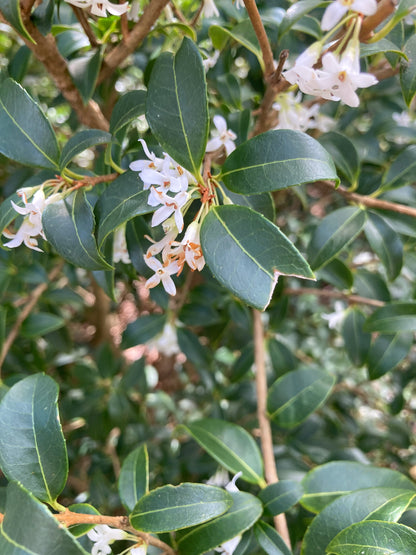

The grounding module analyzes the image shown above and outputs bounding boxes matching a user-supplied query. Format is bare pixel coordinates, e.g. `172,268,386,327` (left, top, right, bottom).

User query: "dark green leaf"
364,302,416,333
267,368,335,428
146,37,208,175
125,216,153,276
60,129,112,170
318,132,360,187
367,333,413,380
177,491,263,555
327,521,416,555
308,207,366,271
259,481,304,517
364,212,403,281
317,258,353,290
68,48,103,105
341,308,371,366
0,0,33,41
254,521,292,555
177,327,212,368
360,39,408,59
201,205,314,311
110,90,147,135
130,483,232,532
43,190,112,271
68,503,100,537
221,130,338,195
400,35,416,106
118,445,149,513
21,312,65,338
121,314,166,349
301,461,416,513
382,145,416,191
267,338,298,376
279,0,326,36
302,488,416,555
95,171,153,248
56,29,90,58
183,418,265,486
0,79,60,169
8,45,31,83
209,21,263,68
224,187,275,221
0,374,68,504
0,482,88,554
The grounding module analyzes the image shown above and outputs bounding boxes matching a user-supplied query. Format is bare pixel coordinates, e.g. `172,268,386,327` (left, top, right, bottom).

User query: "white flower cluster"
273,91,335,133
147,321,181,357
2,188,61,252
129,140,205,296
65,0,129,17
87,525,146,555
283,0,378,107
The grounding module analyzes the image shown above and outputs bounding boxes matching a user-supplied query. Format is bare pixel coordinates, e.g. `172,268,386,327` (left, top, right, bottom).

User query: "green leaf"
60,129,112,170
367,333,413,380
125,216,153,276
177,491,263,555
209,21,263,69
121,314,166,349
381,145,416,190
95,171,153,248
224,186,275,221
0,79,60,169
302,488,416,555
317,258,353,290
0,374,68,504
400,35,416,106
0,0,34,42
110,90,147,135
0,482,88,554
259,480,304,517
364,302,416,333
43,190,112,271
308,207,366,271
183,418,265,486
268,338,298,376
318,132,360,187
221,130,338,195
200,205,314,311
360,39,408,59
327,521,416,555
146,37,208,175
68,48,103,105
130,483,232,532
68,503,100,537
267,368,335,428
364,212,403,281
118,445,149,513
21,312,66,338
0,190,29,241
279,0,326,36
8,45,31,83
301,461,416,513
341,308,371,367
254,520,293,555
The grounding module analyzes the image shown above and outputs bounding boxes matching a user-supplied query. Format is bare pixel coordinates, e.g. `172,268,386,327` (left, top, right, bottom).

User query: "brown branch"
283,287,385,308
0,261,64,374
70,5,100,47
243,0,275,78
19,0,36,17
190,1,204,27
253,309,291,548
0,512,3,524
98,0,170,84
360,0,398,41
70,173,119,191
120,12,129,41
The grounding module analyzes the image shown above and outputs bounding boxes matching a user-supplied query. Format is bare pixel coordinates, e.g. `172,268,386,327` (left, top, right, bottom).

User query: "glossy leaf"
146,37,208,175
279,0,326,36
60,129,112,170
0,482,88,554
68,48,102,105
122,314,166,349
118,444,149,513
125,216,153,276
341,308,371,367
259,480,304,517
302,487,416,555
201,205,314,311
400,35,416,106
43,190,112,271
130,483,232,532
8,45,31,83
267,368,335,428
0,374,68,504
367,332,413,380
318,132,360,187
0,78,60,169
0,0,33,42
109,90,146,134
317,258,353,290
301,461,416,513
327,521,416,555
224,186,275,221
183,418,265,485
364,212,403,281
360,39,408,59
364,302,416,333
209,21,263,69
94,171,153,248
254,521,292,555
21,312,65,338
382,145,416,190
221,130,338,195
268,338,298,376
177,491,263,555
308,207,366,271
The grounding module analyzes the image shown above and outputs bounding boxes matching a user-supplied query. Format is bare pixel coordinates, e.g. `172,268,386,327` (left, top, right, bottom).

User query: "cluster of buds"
283,0,378,107
87,524,146,555
272,91,335,133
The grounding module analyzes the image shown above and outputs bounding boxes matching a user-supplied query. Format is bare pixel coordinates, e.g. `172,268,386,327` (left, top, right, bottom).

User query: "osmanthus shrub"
0,0,415,553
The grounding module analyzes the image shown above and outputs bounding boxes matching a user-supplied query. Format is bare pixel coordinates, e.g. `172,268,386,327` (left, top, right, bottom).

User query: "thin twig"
360,0,398,41
120,12,129,41
283,288,385,308
190,1,204,27
70,5,100,47
243,0,275,77
0,261,64,374
253,309,291,548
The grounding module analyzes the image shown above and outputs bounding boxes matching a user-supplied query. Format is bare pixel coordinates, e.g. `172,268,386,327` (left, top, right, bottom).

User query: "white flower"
147,322,181,356
129,139,164,183
180,221,205,272
235,0,245,8
206,468,231,487
64,0,129,16
87,525,127,555
130,546,147,555
322,301,346,330
392,111,415,127
140,155,189,195
203,49,220,71
144,256,180,295
321,0,377,31
206,115,237,156
127,0,141,21
150,189,189,232
283,43,323,96
215,535,242,555
113,225,130,264
203,0,219,18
